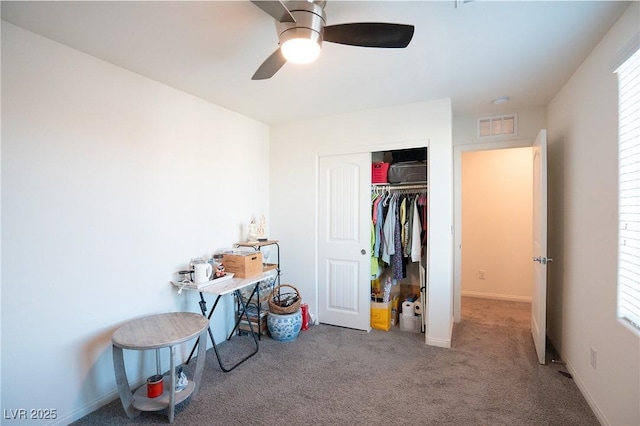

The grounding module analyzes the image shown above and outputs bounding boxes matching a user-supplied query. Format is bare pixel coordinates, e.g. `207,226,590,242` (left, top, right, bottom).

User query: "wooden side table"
112,312,209,423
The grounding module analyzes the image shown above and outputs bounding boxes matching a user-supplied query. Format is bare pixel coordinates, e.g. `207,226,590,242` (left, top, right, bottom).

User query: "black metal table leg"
186,284,260,372
228,284,261,339
186,292,221,365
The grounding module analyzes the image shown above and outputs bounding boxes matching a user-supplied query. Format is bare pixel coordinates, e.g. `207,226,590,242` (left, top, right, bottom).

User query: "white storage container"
399,313,421,333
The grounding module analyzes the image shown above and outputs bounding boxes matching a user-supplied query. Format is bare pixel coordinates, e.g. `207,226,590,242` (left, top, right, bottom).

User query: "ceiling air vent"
477,114,517,138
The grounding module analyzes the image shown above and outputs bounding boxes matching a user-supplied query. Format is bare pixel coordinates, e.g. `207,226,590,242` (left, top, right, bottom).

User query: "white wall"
461,148,533,301
453,107,547,147
546,3,639,425
269,99,454,348
1,22,270,424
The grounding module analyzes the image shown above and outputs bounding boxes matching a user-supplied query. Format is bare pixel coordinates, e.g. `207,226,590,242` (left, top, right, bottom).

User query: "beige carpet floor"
72,297,598,425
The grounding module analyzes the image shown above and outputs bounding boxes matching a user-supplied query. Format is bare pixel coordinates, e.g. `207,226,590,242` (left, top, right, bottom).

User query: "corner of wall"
425,316,454,349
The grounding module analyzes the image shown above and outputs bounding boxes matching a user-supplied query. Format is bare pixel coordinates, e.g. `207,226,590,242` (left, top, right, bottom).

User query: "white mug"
194,263,212,283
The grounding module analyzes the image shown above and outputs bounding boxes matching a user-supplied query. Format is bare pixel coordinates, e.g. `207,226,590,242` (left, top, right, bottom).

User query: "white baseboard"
49,352,193,425
461,290,531,303
426,335,451,348
546,333,610,426
50,389,122,426
425,316,454,348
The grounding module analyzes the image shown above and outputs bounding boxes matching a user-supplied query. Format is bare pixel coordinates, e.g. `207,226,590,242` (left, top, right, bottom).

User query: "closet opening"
371,148,428,334
317,143,433,338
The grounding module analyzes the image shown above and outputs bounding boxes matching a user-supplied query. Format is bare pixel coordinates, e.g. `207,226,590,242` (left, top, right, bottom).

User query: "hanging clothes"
404,195,414,258
400,197,409,258
419,195,427,246
381,193,396,264
373,192,386,259
371,186,427,275
392,195,406,280
411,197,422,262
371,221,379,277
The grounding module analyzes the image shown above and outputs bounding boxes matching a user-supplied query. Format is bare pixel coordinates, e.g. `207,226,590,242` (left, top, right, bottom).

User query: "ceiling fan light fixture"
251,0,414,79
279,23,324,64
281,37,321,64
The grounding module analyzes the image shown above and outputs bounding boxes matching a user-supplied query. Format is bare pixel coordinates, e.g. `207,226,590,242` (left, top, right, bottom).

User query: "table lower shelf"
131,377,195,412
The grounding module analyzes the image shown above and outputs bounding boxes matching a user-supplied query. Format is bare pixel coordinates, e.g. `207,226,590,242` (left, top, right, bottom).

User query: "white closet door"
318,153,371,331
531,129,549,365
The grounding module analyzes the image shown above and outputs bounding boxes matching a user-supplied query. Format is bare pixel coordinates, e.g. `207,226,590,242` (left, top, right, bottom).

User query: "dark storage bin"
391,148,427,163
388,161,427,183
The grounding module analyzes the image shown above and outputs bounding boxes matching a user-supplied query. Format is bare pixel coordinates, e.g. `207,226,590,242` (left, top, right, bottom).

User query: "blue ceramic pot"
267,310,302,342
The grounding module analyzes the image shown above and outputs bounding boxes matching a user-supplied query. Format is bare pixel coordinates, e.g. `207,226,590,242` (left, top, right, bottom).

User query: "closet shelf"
372,182,427,190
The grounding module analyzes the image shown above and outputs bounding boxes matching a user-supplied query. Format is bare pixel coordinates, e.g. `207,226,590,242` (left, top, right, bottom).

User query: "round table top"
112,312,209,350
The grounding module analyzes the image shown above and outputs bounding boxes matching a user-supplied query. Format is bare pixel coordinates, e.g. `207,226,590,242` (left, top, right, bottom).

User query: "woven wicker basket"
268,284,301,315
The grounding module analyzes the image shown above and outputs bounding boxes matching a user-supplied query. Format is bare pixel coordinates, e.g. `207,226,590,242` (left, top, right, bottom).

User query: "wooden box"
223,251,263,278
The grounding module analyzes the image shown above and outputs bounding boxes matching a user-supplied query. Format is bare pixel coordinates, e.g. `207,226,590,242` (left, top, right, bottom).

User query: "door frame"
453,138,535,322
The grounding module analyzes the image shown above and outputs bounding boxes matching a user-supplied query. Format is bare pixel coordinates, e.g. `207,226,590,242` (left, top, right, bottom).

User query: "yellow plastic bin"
371,301,391,331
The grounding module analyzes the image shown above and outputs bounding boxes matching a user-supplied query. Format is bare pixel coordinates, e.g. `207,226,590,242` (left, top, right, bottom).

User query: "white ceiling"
1,1,631,125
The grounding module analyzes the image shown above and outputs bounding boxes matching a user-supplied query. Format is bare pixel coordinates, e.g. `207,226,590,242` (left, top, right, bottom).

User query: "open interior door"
531,129,549,365
318,153,371,331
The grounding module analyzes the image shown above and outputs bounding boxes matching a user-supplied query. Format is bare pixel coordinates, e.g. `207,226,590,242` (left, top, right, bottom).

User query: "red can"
146,374,163,398
301,303,309,331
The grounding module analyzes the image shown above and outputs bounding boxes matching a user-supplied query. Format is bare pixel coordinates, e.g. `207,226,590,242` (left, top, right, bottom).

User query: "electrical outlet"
590,347,597,370
479,270,486,280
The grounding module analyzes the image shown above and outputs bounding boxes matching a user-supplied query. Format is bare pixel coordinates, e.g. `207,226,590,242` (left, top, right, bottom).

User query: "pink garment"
372,196,382,223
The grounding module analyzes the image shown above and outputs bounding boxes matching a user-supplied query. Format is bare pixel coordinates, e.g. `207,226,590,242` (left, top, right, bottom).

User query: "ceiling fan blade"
250,0,296,23
252,48,287,80
324,23,414,48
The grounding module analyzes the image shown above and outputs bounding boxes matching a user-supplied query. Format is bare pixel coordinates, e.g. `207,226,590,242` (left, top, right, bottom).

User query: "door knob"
532,256,542,263
361,249,366,255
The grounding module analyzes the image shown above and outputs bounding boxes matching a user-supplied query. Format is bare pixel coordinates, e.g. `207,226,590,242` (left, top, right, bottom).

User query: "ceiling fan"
250,0,415,80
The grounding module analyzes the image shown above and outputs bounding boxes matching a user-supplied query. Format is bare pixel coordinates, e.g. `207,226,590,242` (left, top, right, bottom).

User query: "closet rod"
372,183,428,191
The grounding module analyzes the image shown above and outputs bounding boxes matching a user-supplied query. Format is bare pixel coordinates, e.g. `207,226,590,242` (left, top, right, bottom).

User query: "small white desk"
182,271,276,372
112,312,209,423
